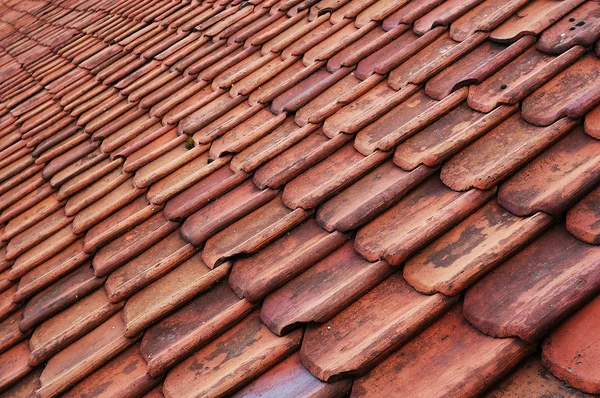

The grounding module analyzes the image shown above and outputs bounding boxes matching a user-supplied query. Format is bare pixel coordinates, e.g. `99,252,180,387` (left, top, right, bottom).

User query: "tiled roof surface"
0,0,599,396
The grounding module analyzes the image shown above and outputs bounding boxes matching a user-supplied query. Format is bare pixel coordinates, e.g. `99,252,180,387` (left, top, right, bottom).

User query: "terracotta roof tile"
567,186,600,244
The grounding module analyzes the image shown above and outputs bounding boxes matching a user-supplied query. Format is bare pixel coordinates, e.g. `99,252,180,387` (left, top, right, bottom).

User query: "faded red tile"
0,367,42,398
413,0,487,36
351,304,532,398
498,126,600,217
301,273,456,381
261,241,393,336
355,175,495,265
522,55,600,126
0,342,32,392
162,310,302,398
0,308,24,354
464,225,600,342
441,115,577,191
141,281,254,377
542,294,600,395
537,0,600,54
567,186,600,244
584,102,600,139
404,200,552,296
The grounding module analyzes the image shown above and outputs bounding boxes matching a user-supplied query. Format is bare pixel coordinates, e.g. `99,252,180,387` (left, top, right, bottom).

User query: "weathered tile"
230,219,348,303
202,196,310,268
449,0,529,42
484,355,592,398
261,241,393,336
0,342,31,392
29,289,124,366
537,0,600,54
353,88,467,155
522,55,600,126
301,273,456,381
498,126,600,217
64,344,159,398
413,0,489,36
3,194,62,241
234,352,352,398
542,295,600,395
0,367,42,398
104,232,196,303
36,313,137,398
57,158,122,200
317,161,435,232
404,201,552,296
141,281,254,377
0,309,24,355
567,186,600,244
92,213,178,277
584,102,600,139
19,264,104,332
162,310,302,398
122,256,230,338
394,104,516,170
441,115,577,191
425,35,534,100
464,225,600,342
355,175,495,265
351,304,532,398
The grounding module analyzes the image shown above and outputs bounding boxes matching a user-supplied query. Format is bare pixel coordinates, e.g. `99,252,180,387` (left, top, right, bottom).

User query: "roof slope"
0,0,599,396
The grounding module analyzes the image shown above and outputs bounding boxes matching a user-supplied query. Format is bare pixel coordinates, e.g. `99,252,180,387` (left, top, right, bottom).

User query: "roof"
0,0,599,396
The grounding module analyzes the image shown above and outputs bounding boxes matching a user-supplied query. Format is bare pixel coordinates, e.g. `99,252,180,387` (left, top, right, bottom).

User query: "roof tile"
566,186,600,244
355,175,495,265
300,273,456,381
413,0,483,36
404,200,552,296
0,308,24,354
0,342,32,391
261,241,393,335
0,367,41,398
464,224,600,342
584,102,600,139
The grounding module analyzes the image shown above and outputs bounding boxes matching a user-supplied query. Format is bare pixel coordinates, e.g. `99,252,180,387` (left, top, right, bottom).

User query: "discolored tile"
567,186,600,244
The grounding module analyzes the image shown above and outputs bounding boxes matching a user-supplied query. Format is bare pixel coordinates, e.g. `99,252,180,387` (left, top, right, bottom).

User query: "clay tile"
464,224,600,343
0,342,32,391
0,285,18,320
301,20,371,67
538,1,600,54
212,51,278,91
36,312,137,398
122,255,230,338
202,195,310,268
151,81,211,121
322,82,420,138
441,115,577,191
9,226,78,282
261,241,392,335
6,210,73,261
193,102,267,147
140,75,195,110
0,308,24,354
162,309,301,398
57,158,122,201
295,72,382,126
413,0,483,36
498,126,600,217
236,352,352,397
404,200,552,296
354,0,411,28
49,148,108,189
381,0,445,30
522,55,600,126
3,194,63,241
259,12,325,55
425,34,534,100
230,219,348,302
317,161,435,232
181,180,277,246
354,88,467,155
70,175,142,233
20,264,104,333
172,91,241,134
163,165,249,221
0,153,34,185
351,304,532,397
29,288,124,366
542,294,600,395
302,273,456,381
15,241,89,303
355,175,496,265
0,367,42,398
389,32,486,90
92,212,178,277
104,231,196,303
140,281,254,377
64,344,159,398
485,355,592,397
328,0,377,24
0,182,52,228
584,103,600,139
468,44,585,113
355,27,444,80
253,130,350,190
282,143,389,210
449,0,529,42
567,186,600,244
